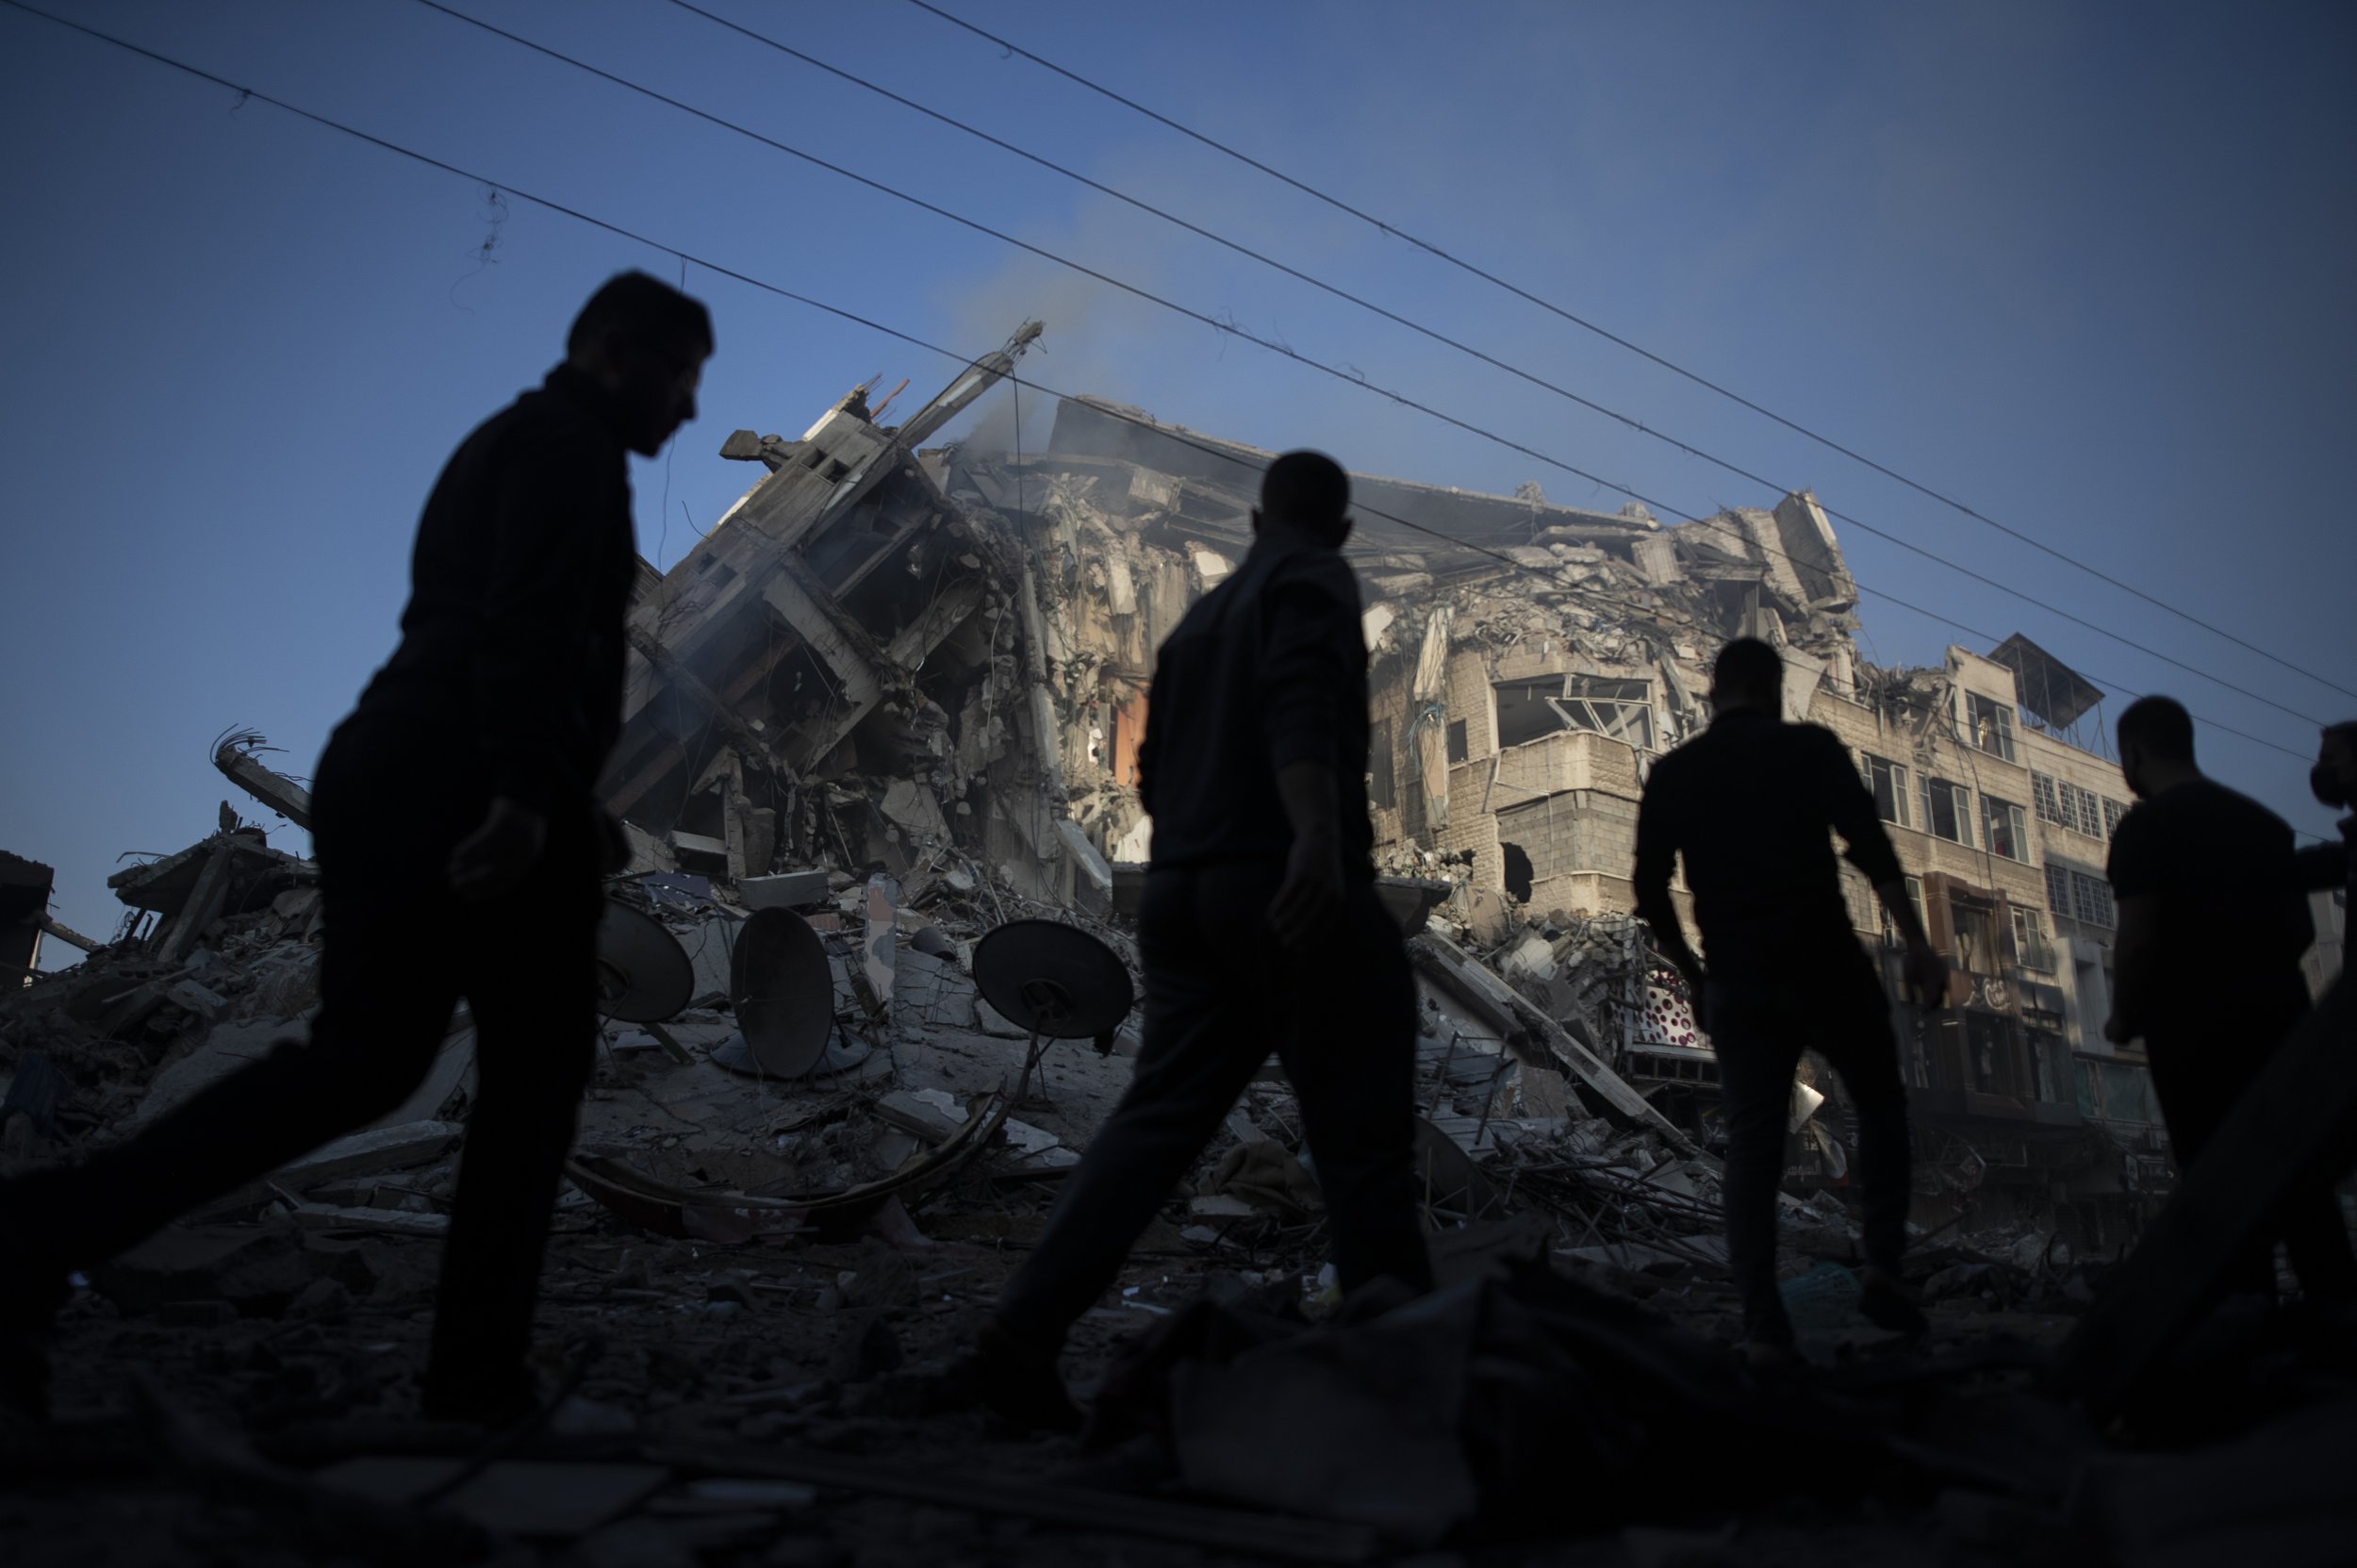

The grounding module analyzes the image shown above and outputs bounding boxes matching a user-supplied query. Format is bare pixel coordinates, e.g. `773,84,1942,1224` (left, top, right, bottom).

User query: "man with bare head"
2,273,713,1423
968,451,1432,1428
2105,696,2355,1302
1635,636,1945,1365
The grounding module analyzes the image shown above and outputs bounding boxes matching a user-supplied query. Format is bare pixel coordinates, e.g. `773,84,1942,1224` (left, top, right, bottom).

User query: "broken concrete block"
1000,1118,1061,1157
289,1204,451,1238
892,947,977,1030
92,1223,315,1315
975,999,1029,1039
163,979,230,1023
874,1089,965,1144
738,870,830,911
879,780,950,845
278,1120,461,1192
1189,1195,1261,1219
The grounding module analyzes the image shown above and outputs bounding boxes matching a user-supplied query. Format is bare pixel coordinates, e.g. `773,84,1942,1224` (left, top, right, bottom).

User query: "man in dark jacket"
971,452,1432,1427
1,273,712,1423
2296,720,2355,974
1634,637,1946,1364
2104,696,2355,1300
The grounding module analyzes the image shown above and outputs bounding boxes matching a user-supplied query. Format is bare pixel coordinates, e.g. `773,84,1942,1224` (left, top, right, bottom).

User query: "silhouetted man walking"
2297,720,2355,974
2104,696,2356,1300
971,451,1432,1427
2,273,712,1423
1634,637,1945,1364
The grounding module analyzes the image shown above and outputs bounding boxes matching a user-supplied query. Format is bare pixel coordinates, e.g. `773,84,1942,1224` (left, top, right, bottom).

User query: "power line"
400,0,2334,733
900,0,2357,709
0,0,2326,790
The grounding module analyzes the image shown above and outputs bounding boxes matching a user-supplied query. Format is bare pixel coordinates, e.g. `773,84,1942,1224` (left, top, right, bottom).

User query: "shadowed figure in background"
2296,720,2356,974
1634,636,1946,1366
0,273,712,1424
2103,697,2357,1303
967,451,1433,1428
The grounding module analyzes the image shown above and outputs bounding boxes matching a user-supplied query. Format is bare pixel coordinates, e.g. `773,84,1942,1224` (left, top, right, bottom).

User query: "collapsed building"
8,327,2354,1561
33,325,2335,1253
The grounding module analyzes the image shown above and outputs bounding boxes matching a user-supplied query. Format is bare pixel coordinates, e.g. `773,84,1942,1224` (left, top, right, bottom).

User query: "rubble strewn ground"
12,846,2348,1567
8,355,2353,1565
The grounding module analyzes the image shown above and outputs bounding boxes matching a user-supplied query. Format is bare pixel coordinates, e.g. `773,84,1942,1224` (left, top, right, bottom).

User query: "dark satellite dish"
971,919,1135,1100
731,908,836,1077
595,898,695,1023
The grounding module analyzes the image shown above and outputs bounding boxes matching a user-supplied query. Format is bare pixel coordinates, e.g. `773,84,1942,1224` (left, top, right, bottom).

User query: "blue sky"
4,0,2352,956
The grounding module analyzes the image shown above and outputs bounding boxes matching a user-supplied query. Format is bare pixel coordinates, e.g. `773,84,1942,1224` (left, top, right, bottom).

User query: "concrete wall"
1494,788,1644,916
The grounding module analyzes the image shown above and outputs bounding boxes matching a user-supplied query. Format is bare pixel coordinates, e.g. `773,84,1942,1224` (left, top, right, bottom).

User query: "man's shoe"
1859,1267,1929,1337
965,1320,1082,1433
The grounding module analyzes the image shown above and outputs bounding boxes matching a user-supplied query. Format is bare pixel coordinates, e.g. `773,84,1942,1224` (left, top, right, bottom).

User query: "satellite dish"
971,920,1134,1100
595,898,695,1023
731,908,836,1077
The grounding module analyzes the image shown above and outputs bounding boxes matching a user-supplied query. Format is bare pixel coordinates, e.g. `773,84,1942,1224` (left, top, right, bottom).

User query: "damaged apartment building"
86,324,2330,1252
918,386,2343,1251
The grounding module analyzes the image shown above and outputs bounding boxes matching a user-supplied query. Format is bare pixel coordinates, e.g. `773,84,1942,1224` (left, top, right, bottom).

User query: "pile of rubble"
14,338,2348,1565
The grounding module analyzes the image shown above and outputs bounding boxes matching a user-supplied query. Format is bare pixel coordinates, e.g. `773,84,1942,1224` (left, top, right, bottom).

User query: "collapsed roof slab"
1044,396,1656,555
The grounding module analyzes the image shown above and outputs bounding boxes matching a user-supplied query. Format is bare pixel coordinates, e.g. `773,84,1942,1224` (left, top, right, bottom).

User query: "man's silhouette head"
568,272,714,457
2118,695,2198,800
2313,721,2357,810
1254,451,1351,547
1709,637,1784,718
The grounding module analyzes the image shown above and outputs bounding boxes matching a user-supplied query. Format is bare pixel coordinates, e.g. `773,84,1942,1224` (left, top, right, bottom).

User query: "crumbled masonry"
3,335,2348,1564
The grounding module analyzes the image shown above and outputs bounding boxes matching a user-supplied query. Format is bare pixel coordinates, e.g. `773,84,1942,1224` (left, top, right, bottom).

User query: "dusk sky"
4,0,2351,956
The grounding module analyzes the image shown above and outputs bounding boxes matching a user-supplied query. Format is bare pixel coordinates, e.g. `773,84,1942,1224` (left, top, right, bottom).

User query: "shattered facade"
7,330,2353,1564
934,394,2336,1250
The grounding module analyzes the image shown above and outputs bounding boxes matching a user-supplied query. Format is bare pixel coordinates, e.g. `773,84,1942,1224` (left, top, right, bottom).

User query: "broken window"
1981,795,2026,861
1952,899,2001,976
1880,874,1927,948
1369,718,1395,810
2070,871,2116,930
1919,777,1973,847
1446,718,1468,764
2012,906,2055,973
2032,770,2065,827
1491,675,1654,751
2048,779,2105,839
1501,842,1535,901
1963,691,2018,763
1494,678,1564,749
1862,752,1911,829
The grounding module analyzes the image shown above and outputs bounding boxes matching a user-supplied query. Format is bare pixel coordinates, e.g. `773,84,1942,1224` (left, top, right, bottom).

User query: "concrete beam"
212,738,314,831
1410,932,1699,1154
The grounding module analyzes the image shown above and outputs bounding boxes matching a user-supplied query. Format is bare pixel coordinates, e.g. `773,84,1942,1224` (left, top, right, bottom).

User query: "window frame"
2032,770,2065,827
1981,794,2028,862
1920,775,1974,848
1862,751,1912,830
2070,870,2117,930
1964,691,2018,763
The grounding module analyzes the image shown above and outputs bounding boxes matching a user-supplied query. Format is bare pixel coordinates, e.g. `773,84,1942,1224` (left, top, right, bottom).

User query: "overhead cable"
0,0,2326,783
396,0,2334,731
898,0,2357,707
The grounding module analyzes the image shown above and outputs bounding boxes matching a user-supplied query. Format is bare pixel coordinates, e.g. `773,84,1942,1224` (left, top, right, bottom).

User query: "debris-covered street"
7,5,2357,1565
8,342,2354,1565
